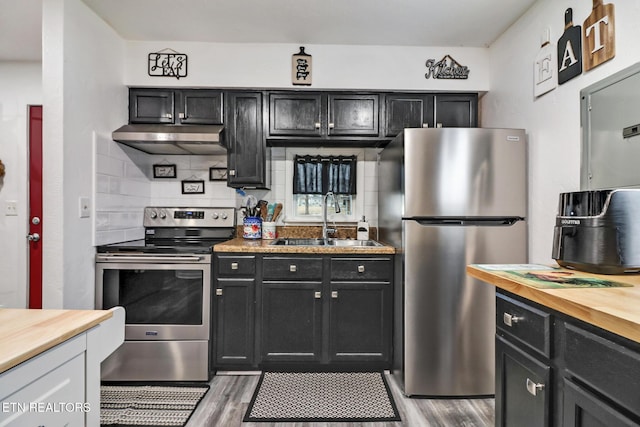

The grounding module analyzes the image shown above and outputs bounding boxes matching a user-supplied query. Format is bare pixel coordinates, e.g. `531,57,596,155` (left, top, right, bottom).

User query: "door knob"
27,233,40,242
31,217,41,225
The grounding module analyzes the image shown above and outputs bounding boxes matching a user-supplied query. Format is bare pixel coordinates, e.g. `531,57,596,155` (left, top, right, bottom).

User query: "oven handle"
96,254,206,263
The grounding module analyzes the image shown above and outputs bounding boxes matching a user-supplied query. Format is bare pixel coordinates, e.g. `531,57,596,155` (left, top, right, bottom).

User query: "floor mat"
244,371,401,422
100,384,209,427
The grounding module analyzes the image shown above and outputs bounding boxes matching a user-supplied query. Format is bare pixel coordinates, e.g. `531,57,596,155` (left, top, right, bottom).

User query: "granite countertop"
467,264,640,344
0,308,113,373
214,237,396,254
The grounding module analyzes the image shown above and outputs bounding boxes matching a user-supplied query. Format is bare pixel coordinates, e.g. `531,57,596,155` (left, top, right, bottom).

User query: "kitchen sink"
270,238,382,247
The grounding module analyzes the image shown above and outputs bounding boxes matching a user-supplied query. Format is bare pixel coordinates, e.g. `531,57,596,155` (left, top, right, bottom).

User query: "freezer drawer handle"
526,378,545,396
503,313,521,327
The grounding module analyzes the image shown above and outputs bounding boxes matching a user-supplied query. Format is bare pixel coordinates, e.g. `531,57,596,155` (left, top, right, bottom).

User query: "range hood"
112,124,226,155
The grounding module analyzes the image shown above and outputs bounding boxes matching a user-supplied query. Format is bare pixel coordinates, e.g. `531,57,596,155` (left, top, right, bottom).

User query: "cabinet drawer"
330,258,392,281
217,255,256,277
496,293,551,358
564,322,640,417
263,257,323,280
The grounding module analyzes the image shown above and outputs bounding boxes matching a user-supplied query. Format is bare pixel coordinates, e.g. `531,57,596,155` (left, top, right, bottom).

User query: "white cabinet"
0,307,124,427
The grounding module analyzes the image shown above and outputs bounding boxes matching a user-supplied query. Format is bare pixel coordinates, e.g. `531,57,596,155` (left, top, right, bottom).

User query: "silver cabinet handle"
165,113,172,119
357,265,365,273
290,265,297,272
229,170,236,176
315,122,321,129
216,288,223,296
179,112,185,119
526,378,544,396
422,123,429,128
328,122,335,129
503,313,521,327
314,291,322,299
331,291,338,299
231,262,239,270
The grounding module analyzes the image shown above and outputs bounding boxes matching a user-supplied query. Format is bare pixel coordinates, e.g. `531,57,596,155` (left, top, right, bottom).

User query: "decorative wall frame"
148,48,188,80
209,167,228,181
181,180,205,194
292,46,312,86
153,163,177,178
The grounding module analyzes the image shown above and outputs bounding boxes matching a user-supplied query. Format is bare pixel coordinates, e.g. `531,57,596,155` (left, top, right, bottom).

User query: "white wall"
0,62,41,308
42,0,126,309
483,0,640,263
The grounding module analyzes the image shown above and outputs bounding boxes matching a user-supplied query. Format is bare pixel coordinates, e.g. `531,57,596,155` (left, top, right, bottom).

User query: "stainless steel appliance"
552,188,640,274
112,124,226,155
96,206,235,381
378,128,528,397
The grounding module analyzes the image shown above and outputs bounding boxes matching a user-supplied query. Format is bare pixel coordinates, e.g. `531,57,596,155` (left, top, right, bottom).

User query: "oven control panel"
143,207,236,228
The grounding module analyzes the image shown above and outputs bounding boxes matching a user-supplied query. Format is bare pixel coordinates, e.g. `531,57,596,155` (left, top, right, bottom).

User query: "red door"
28,105,43,309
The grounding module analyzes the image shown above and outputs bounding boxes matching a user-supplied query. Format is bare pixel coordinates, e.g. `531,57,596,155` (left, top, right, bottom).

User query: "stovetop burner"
97,207,236,254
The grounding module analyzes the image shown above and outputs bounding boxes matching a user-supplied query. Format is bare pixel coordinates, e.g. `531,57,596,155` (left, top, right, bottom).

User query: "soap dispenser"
357,216,370,240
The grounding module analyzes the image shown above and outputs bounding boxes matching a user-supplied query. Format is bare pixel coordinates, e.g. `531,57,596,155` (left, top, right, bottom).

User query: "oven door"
95,253,211,340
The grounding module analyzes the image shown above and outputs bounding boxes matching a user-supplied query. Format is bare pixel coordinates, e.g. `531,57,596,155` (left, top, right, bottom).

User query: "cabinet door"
180,89,223,124
226,92,268,188
269,92,323,137
563,379,638,427
261,281,322,362
496,336,551,427
328,94,379,137
384,94,434,136
434,94,478,127
329,282,391,363
129,89,175,124
214,279,255,366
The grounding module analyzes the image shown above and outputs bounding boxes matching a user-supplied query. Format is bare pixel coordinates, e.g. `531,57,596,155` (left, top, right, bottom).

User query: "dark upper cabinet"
268,92,380,141
129,88,223,125
384,93,478,138
384,94,434,136
434,94,478,128
225,91,269,189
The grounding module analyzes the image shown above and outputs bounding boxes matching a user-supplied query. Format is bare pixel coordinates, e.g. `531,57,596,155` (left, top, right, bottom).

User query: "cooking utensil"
265,203,276,221
272,203,283,222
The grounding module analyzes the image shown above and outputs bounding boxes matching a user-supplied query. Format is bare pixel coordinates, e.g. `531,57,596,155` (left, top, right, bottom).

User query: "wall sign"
424,55,470,80
148,48,188,80
558,8,582,84
181,180,205,194
583,0,615,71
292,47,312,86
153,163,177,179
534,28,557,97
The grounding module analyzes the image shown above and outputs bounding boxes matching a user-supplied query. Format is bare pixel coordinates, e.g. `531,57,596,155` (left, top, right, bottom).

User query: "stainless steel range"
96,206,235,381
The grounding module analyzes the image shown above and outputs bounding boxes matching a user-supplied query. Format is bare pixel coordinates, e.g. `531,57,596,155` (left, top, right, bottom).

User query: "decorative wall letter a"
557,8,582,85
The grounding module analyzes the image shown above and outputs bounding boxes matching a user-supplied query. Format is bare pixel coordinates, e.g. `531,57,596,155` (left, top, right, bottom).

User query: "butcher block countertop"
467,264,640,344
0,308,113,374
214,237,396,254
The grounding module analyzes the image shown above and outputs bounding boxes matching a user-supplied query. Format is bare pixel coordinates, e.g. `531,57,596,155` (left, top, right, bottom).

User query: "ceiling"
1,0,536,62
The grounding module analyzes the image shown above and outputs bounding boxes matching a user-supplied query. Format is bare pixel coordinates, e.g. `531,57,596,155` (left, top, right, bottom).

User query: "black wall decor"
425,55,470,80
292,47,312,86
148,49,188,79
558,8,583,84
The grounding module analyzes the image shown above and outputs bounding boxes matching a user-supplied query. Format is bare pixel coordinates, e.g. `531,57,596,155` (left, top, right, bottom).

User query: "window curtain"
293,155,357,195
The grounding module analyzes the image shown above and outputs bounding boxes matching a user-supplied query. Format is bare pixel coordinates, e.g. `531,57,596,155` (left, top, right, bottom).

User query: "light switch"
5,200,17,216
79,197,91,218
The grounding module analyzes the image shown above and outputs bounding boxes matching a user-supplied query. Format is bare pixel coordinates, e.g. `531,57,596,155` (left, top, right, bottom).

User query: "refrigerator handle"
414,217,524,226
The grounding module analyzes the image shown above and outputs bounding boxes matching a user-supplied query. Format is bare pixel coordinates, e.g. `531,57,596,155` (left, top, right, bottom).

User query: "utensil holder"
243,217,262,239
262,222,277,240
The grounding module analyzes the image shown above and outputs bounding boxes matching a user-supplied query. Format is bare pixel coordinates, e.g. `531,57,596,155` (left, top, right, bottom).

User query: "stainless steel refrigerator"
378,128,528,397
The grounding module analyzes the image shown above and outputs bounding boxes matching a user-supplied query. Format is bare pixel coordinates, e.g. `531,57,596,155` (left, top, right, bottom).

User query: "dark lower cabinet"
214,279,255,366
563,379,638,427
329,282,391,362
496,291,640,427
495,335,550,427
261,281,323,363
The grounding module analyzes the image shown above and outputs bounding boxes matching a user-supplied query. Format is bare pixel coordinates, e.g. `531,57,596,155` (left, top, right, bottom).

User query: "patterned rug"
244,371,401,422
100,384,209,427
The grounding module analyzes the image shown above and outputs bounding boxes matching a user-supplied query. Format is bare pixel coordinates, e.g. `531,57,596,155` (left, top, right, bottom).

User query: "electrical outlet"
79,197,91,218
5,200,17,216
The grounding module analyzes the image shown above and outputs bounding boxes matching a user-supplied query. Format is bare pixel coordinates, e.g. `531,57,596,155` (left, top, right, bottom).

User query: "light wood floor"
186,372,495,427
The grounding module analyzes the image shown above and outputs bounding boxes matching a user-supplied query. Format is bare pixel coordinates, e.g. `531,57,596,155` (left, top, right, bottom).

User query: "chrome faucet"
322,191,341,239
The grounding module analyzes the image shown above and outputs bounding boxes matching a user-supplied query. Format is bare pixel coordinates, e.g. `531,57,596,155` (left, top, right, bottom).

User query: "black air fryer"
552,188,640,274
